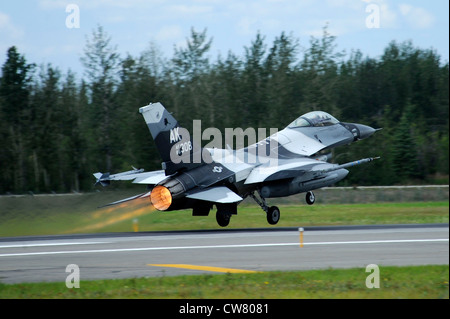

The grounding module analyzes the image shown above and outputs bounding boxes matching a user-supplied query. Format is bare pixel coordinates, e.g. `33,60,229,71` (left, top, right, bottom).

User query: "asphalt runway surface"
0,224,448,284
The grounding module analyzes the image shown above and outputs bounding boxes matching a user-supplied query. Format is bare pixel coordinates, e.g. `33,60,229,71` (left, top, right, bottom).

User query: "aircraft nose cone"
356,124,377,140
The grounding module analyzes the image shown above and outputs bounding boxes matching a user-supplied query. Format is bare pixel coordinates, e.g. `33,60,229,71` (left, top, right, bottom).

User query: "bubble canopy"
288,111,340,128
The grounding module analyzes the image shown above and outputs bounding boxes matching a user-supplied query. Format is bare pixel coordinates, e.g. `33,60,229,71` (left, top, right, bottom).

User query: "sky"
0,0,448,77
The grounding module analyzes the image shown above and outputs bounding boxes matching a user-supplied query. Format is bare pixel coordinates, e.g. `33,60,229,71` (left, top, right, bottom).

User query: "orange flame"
150,185,172,211
67,196,155,234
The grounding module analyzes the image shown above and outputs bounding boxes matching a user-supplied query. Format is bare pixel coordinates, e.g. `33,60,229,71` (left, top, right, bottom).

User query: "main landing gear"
216,211,231,227
249,190,280,225
216,190,317,227
216,203,236,227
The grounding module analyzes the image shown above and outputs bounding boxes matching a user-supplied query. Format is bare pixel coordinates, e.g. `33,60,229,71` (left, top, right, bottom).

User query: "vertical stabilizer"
139,102,208,175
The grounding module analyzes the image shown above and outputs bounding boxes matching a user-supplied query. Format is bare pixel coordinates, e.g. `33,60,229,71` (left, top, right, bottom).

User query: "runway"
0,224,448,284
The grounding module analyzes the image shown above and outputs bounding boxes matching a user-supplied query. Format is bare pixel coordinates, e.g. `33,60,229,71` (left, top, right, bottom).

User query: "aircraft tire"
306,191,315,205
267,206,280,225
216,211,231,227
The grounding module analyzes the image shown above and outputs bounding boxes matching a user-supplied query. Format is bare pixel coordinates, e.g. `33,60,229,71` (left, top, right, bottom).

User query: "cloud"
39,0,163,10
399,4,435,29
236,16,258,36
379,2,397,28
167,4,213,16
155,25,183,42
38,0,69,9
0,11,23,39
361,1,435,30
326,0,365,11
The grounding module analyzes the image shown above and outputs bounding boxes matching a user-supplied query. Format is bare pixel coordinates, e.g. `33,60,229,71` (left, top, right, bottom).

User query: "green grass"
0,191,448,236
0,265,448,299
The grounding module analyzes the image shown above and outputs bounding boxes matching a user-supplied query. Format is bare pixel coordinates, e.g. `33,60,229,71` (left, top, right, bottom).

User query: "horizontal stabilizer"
132,170,167,185
93,167,167,186
186,186,243,203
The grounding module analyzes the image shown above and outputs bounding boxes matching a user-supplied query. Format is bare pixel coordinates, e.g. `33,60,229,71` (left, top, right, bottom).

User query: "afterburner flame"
150,185,172,211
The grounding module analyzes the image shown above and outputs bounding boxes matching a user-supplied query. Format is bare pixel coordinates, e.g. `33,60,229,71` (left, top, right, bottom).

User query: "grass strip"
0,265,448,299
0,197,448,236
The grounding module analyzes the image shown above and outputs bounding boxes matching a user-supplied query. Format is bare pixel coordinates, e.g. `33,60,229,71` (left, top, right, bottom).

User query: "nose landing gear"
306,191,315,205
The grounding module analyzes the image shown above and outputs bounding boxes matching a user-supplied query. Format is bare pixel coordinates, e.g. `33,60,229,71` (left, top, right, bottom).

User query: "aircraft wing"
186,186,243,203
132,171,167,185
244,158,327,184
244,157,380,185
94,168,167,186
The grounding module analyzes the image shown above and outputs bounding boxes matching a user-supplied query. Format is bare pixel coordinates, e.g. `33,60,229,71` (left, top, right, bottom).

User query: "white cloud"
326,0,365,11
0,11,23,39
39,0,166,10
155,25,183,42
379,3,398,28
399,4,435,29
0,11,10,27
357,0,398,29
399,3,413,16
236,16,258,36
360,1,435,30
39,0,163,10
104,15,127,23
167,4,213,16
38,0,69,9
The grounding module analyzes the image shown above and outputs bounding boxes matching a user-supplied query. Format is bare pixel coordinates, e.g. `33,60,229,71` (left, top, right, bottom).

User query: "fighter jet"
94,102,380,227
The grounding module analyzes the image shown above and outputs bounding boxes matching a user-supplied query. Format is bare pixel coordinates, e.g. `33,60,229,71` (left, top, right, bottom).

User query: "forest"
0,25,448,194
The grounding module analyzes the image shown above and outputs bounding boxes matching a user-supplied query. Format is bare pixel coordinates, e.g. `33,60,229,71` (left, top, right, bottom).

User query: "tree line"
0,26,448,194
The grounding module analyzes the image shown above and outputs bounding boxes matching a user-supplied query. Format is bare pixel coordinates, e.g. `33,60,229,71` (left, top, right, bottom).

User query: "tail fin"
139,102,209,175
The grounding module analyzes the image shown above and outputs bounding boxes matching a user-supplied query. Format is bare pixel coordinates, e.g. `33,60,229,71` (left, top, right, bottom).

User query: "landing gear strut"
249,190,280,225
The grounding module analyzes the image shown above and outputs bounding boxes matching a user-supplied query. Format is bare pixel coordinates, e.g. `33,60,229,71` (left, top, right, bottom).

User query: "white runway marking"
0,242,108,249
0,238,447,257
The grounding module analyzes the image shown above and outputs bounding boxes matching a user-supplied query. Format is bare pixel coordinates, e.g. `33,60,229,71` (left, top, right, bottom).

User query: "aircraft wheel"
216,211,231,227
267,206,280,225
306,191,315,205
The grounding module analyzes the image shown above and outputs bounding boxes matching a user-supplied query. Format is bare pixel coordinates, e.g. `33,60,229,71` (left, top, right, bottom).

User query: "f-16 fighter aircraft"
94,102,380,227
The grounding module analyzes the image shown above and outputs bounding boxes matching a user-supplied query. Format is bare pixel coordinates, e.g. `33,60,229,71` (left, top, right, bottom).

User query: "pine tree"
0,46,35,192
81,26,120,172
391,104,421,181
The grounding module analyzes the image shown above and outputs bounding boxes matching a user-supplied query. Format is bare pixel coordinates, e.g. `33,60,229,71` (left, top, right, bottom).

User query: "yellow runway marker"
299,227,304,248
148,264,259,274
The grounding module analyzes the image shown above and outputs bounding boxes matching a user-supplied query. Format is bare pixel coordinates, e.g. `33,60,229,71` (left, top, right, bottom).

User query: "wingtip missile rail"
93,167,144,186
320,157,380,174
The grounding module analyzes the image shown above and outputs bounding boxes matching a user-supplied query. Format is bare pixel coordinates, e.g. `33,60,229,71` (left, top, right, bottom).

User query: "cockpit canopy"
288,111,340,128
